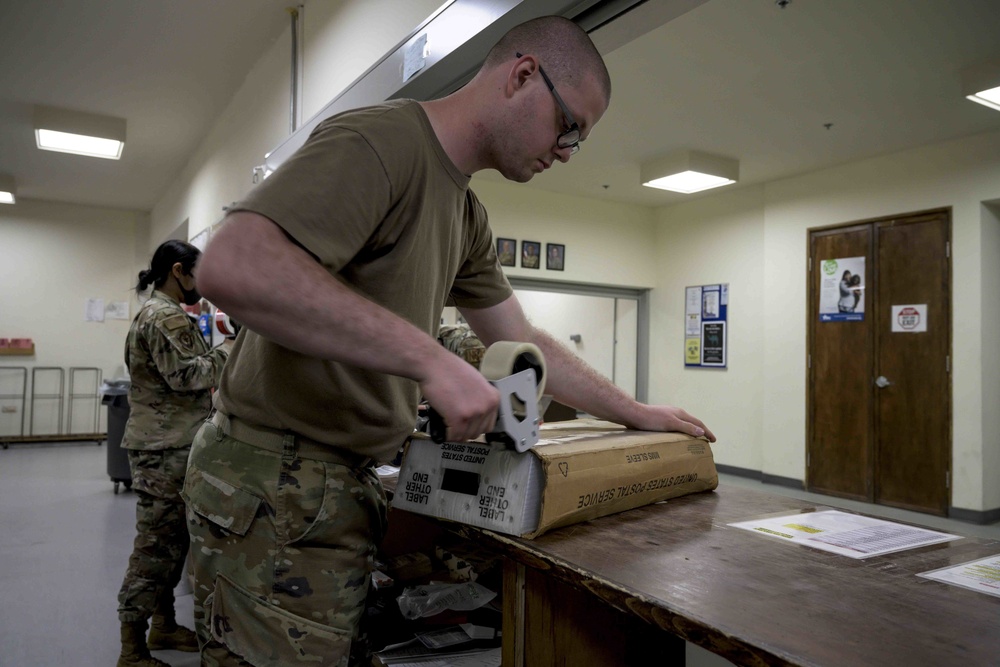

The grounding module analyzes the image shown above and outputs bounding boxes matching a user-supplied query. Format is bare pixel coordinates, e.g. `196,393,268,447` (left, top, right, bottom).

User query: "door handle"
875,375,892,388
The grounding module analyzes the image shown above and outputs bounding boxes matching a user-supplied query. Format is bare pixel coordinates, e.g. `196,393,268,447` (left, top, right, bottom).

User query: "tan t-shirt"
216,100,513,461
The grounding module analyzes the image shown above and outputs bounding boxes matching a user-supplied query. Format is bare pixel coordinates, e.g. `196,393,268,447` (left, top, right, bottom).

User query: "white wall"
0,199,147,435
651,186,767,473
300,0,444,122
981,201,1000,510
650,129,1000,512
472,179,657,288
149,0,443,248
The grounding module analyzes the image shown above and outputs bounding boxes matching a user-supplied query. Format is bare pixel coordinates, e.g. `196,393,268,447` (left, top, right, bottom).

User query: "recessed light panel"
966,85,1000,112
33,106,126,160
643,171,736,194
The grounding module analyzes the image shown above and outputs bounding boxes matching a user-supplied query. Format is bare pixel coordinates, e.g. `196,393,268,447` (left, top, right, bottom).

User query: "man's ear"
507,54,536,97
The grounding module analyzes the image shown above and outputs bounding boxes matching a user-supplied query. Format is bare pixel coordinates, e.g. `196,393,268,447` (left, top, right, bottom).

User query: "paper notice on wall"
105,301,130,320
85,298,105,322
685,284,728,369
403,33,428,82
918,554,1000,598
729,509,961,559
891,304,928,332
685,287,701,335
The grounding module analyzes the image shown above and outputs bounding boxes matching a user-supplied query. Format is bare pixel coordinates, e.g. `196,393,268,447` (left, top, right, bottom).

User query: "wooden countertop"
443,485,1000,667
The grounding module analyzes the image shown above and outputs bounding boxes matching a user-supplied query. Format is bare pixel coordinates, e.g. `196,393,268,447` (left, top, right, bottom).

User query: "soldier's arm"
147,314,230,392
460,295,715,441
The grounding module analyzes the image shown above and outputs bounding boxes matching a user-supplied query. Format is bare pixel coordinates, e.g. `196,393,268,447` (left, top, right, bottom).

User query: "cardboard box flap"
532,419,707,461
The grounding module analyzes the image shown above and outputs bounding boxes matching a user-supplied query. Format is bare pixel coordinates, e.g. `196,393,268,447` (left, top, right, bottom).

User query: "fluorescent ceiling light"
966,85,1000,112
641,150,739,194
34,105,126,159
962,60,1000,113
0,174,16,204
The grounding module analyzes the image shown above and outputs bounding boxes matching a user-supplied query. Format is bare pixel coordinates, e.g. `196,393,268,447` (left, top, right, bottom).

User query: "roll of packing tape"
215,311,237,337
480,341,546,400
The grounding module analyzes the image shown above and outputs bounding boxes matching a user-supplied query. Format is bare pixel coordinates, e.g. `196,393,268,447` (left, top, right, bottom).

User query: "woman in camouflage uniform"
117,240,231,667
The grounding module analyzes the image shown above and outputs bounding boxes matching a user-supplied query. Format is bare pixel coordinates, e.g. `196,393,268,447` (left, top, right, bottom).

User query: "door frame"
805,207,953,510
509,277,650,403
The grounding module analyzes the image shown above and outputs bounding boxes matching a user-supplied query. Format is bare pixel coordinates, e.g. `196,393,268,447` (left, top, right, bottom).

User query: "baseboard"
949,506,1000,525
715,464,805,491
761,473,805,490
714,463,759,480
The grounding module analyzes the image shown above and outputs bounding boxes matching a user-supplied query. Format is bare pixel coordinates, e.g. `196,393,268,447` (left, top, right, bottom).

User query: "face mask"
181,284,202,306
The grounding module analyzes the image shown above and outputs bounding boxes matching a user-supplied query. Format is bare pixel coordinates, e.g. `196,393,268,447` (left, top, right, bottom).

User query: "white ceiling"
0,0,290,210
2,0,999,212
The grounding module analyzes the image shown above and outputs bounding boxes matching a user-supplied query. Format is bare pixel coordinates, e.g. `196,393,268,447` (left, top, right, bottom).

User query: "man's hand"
418,349,500,443
625,405,716,442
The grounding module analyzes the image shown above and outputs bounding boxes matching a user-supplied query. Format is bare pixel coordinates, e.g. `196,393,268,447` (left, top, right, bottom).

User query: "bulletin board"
685,284,728,369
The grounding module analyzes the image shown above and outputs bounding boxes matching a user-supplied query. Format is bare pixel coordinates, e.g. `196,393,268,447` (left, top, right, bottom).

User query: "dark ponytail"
136,240,202,296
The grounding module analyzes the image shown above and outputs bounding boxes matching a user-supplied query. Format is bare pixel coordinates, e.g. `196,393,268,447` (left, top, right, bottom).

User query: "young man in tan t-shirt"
187,15,715,667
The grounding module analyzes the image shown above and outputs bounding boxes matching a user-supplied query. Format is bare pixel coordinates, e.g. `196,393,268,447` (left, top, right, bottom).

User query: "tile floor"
1,441,996,666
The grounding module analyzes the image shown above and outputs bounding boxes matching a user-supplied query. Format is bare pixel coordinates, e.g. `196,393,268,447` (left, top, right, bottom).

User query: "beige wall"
980,201,1000,510
149,0,443,247
649,129,1000,512
0,199,147,435
471,179,657,288
651,186,767,473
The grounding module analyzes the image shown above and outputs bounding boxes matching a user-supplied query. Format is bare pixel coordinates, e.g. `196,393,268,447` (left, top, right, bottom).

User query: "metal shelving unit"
0,366,105,447
29,367,64,437
67,367,102,436
0,367,27,449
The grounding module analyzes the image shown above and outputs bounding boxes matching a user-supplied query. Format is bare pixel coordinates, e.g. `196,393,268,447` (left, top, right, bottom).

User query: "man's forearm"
198,213,442,383
526,326,643,427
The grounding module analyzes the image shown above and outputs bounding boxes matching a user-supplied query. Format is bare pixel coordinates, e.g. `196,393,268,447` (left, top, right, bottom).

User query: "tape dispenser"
429,341,546,452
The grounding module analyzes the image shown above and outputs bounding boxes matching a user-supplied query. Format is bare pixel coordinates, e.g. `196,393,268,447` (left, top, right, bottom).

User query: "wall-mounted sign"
891,304,928,333
403,33,428,82
685,284,728,369
819,256,866,322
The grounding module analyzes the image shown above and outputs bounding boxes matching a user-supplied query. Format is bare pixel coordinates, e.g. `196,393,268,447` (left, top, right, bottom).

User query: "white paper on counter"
729,509,961,559
918,554,1000,598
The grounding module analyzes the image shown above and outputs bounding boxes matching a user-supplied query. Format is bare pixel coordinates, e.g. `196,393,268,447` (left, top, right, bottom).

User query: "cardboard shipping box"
391,419,718,538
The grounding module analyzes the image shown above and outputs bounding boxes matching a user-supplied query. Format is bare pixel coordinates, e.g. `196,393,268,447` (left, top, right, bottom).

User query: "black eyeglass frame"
516,52,581,154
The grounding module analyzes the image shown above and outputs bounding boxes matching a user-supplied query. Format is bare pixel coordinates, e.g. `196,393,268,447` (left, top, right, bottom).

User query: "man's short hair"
482,15,611,105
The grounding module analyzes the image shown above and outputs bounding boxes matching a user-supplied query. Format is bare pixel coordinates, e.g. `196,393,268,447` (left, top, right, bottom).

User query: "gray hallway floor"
1,442,997,666
0,441,198,667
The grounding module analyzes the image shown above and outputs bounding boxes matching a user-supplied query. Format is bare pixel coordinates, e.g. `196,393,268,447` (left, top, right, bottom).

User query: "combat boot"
147,613,200,652
117,621,170,667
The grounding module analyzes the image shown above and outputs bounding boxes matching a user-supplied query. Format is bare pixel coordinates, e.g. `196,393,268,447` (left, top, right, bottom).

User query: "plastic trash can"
101,381,132,494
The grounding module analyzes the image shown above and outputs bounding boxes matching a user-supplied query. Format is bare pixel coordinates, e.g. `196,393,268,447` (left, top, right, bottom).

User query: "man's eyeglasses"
516,53,581,155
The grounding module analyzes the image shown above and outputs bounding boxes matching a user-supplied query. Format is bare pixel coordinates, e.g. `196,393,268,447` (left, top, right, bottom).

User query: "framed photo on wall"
521,240,541,269
546,243,565,271
496,237,516,267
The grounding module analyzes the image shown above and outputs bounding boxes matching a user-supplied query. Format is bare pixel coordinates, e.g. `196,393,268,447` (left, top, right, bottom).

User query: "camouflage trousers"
118,446,192,623
183,417,387,666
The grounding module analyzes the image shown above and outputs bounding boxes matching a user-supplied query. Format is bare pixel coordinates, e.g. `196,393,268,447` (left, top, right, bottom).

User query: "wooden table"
433,485,1000,666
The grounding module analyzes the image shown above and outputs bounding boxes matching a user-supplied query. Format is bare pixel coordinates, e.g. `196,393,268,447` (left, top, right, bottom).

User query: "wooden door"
807,225,875,501
874,213,951,514
807,210,951,515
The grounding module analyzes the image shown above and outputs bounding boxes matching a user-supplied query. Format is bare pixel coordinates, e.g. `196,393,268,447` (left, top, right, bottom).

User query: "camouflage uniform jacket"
123,290,229,450
437,324,486,370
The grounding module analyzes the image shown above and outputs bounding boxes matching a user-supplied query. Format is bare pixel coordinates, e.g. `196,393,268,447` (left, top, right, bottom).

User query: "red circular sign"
898,307,920,330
